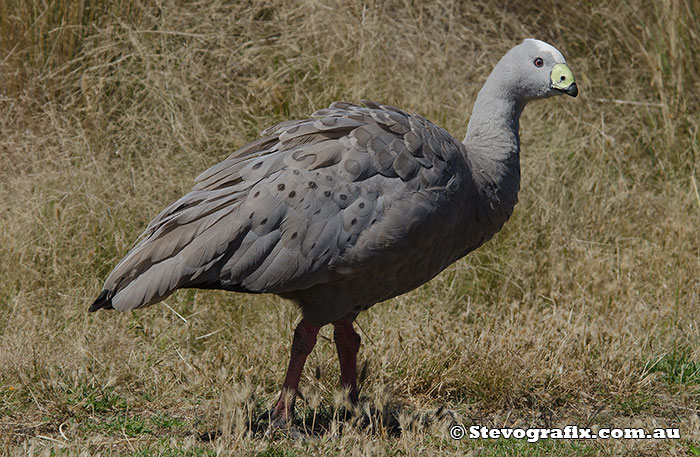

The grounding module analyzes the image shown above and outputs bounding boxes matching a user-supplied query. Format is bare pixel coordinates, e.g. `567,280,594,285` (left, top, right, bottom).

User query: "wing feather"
94,100,468,312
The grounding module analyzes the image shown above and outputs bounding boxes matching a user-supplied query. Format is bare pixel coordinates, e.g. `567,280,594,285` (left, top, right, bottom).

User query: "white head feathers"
524,38,566,63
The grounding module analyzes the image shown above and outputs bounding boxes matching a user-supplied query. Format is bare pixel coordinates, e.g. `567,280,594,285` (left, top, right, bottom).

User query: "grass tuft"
648,350,700,386
81,414,152,437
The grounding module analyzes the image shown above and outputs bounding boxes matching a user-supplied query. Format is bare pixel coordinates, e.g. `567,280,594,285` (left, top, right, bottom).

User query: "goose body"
91,39,578,420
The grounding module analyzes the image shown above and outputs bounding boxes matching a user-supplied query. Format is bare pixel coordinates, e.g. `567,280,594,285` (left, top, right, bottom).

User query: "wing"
91,101,467,312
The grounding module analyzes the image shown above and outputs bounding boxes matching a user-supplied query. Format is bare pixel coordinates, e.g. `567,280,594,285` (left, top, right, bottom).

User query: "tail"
88,164,253,314
89,289,114,312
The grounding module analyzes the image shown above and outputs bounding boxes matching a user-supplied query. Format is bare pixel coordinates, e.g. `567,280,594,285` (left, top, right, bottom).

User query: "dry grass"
1,0,700,455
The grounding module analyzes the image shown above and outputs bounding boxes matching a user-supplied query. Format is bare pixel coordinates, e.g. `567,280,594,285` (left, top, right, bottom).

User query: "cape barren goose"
91,39,578,421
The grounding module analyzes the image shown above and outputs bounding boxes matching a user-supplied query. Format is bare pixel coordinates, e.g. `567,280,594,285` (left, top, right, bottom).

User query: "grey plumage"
90,38,578,329
90,39,578,420
92,101,466,321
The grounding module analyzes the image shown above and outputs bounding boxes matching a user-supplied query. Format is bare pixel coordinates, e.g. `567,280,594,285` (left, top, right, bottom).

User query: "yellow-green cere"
551,63,575,89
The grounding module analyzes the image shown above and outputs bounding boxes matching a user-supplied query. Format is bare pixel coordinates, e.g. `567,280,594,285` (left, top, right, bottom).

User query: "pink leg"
333,316,361,403
272,319,320,421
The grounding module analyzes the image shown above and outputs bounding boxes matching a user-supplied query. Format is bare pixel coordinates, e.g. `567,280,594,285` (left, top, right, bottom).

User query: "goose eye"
534,57,544,68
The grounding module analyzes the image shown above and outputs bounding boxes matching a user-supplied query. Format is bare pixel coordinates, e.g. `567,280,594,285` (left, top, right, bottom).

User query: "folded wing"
90,101,465,312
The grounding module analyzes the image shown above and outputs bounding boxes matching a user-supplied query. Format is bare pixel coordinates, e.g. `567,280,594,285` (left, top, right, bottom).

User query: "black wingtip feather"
89,289,114,312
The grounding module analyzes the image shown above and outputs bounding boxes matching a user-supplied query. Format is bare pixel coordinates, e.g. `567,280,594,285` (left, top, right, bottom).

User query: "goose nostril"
560,75,566,81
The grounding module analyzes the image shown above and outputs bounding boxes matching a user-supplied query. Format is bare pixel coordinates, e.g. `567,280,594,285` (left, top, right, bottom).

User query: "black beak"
565,82,578,97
